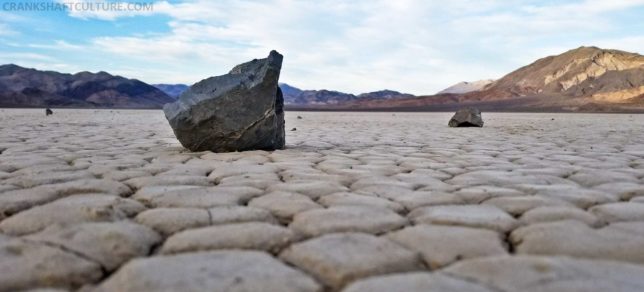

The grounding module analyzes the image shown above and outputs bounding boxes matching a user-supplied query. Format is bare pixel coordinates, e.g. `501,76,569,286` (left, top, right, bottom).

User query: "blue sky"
0,0,643,94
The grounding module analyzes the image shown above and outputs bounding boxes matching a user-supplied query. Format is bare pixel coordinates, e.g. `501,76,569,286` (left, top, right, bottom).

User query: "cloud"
0,23,15,36
3,52,56,61
86,0,501,92
594,36,644,54
0,11,24,36
28,40,85,50
40,0,644,93
0,52,58,68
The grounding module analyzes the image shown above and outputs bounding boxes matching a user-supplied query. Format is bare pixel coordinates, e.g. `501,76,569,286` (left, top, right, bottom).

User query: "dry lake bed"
1,109,644,291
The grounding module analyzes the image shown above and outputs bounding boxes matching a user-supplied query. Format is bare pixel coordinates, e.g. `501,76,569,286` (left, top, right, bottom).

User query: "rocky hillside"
153,84,188,99
280,83,414,105
359,90,414,100
282,47,643,112
338,46,644,112
465,46,644,103
438,79,495,94
289,89,357,105
0,64,174,108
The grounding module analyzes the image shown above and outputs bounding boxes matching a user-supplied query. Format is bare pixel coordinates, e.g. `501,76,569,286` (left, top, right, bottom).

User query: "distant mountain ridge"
279,83,415,105
0,64,173,108
278,83,303,100
2,46,642,112
139,81,418,105
464,46,644,103
438,79,495,94
153,84,188,99
330,46,644,112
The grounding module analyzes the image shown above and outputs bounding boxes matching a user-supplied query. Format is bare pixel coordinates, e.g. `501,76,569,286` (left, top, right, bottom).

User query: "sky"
0,0,643,95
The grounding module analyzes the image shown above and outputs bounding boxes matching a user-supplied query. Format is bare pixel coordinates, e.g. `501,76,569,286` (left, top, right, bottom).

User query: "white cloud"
1,52,56,62
0,11,24,36
0,23,15,36
52,0,644,94
594,36,644,54
0,53,60,69
29,40,85,50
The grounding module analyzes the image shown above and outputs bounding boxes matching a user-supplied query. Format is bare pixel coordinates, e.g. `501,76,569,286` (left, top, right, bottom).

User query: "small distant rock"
297,116,302,119
163,51,285,152
448,108,484,127
291,128,297,131
45,108,53,116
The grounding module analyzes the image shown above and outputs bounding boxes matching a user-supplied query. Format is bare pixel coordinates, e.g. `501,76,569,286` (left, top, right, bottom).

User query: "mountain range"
467,47,644,102
1,46,643,112
152,82,416,105
0,64,173,108
279,85,414,105
284,46,644,111
152,84,188,99
308,46,644,112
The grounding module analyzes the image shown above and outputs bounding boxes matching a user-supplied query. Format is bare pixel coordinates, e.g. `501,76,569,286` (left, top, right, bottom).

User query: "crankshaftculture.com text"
2,1,154,12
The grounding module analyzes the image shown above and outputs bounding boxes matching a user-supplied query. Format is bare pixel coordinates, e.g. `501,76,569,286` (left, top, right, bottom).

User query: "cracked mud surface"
1,109,644,291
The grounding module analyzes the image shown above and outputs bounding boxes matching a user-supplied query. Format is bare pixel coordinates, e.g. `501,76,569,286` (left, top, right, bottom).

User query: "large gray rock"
448,108,484,127
163,51,285,152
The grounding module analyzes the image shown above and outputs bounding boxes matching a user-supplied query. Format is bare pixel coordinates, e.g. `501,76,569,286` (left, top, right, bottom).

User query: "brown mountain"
338,46,644,112
464,46,644,103
4,46,641,111
0,64,174,108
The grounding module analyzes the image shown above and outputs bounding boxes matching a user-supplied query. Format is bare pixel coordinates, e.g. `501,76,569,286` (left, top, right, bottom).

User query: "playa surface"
1,109,644,291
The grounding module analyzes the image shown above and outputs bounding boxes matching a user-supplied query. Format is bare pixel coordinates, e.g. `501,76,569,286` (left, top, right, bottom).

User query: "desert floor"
1,109,644,291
